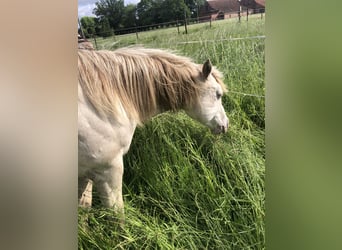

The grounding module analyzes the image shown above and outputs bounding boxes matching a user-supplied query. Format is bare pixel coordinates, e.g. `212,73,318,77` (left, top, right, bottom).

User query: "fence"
79,8,265,42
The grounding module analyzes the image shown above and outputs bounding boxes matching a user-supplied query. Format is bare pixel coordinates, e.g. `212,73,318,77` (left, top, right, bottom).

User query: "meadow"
79,15,265,249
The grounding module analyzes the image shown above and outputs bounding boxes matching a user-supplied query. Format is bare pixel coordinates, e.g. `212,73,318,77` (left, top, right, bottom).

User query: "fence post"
184,10,188,34
135,25,139,40
238,0,241,23
78,18,85,38
247,8,249,21
210,18,212,28
92,35,98,50
177,19,180,34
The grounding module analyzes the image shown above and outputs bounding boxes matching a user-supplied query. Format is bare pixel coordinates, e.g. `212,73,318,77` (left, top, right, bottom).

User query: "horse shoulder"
78,89,136,170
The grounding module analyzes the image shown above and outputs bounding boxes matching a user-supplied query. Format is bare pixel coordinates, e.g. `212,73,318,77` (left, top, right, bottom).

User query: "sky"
78,0,140,18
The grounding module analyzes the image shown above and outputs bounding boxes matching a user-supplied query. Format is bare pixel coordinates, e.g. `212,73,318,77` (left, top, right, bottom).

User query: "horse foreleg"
94,155,124,215
79,177,93,208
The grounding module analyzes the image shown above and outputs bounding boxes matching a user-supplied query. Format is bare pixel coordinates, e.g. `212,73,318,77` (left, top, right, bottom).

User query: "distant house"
241,0,265,12
199,0,265,21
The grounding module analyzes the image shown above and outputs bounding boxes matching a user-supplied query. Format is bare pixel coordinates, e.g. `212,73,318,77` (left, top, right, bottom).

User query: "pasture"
79,15,265,249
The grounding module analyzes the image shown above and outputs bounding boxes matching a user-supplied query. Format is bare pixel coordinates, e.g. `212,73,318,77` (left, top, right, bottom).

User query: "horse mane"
78,47,226,125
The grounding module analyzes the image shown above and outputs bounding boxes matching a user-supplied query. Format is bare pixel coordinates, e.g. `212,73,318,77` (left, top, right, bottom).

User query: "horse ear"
202,59,212,79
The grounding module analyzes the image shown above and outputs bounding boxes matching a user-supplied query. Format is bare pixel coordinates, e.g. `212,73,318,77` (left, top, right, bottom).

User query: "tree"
137,0,190,26
95,18,113,37
137,0,159,26
184,0,205,18
122,4,137,28
160,0,190,22
93,0,124,30
80,16,96,38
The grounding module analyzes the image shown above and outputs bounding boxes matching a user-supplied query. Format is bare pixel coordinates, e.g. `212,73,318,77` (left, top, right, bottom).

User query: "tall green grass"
79,15,265,249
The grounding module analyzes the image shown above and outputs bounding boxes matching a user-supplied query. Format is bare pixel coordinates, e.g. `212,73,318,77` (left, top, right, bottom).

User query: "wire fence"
79,8,265,40
228,90,265,98
173,35,265,45
123,8,264,36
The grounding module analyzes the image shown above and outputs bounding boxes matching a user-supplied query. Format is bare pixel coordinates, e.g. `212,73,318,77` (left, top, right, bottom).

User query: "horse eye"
216,92,222,99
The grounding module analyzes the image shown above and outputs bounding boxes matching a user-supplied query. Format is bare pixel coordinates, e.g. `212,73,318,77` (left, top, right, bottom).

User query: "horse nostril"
215,124,228,134
219,125,225,133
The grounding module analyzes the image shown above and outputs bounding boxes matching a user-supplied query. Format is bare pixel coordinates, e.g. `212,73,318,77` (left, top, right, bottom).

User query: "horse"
78,47,229,214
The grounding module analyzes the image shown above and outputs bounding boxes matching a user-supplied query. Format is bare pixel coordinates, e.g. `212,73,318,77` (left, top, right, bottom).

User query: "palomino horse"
78,48,229,213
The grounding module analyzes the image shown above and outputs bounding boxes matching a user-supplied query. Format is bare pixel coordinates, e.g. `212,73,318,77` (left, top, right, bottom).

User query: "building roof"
240,0,265,9
199,0,265,18
255,0,265,7
205,0,240,13
203,0,265,13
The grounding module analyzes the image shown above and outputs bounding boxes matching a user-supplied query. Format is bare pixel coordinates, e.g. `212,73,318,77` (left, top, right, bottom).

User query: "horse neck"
132,57,198,123
142,102,178,122
153,85,187,117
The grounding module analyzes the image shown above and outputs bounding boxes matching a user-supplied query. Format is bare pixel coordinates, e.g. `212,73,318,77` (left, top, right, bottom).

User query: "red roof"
255,0,265,7
205,0,240,13
240,0,265,9
199,0,265,18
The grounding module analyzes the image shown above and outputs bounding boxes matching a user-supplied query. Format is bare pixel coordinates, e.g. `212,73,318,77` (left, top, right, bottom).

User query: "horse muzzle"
212,121,229,134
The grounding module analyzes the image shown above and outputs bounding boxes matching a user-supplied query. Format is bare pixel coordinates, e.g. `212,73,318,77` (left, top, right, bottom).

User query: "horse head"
185,60,229,134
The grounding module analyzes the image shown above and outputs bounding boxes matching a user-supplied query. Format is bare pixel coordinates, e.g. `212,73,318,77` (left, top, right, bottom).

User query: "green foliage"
80,16,113,38
93,0,125,29
79,16,265,250
95,17,113,38
137,0,161,25
122,4,137,28
91,0,194,31
80,16,96,38
185,0,205,18
160,0,190,22
137,0,190,25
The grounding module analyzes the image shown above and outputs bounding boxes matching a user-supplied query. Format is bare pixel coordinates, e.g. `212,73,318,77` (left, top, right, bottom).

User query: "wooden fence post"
177,20,180,34
92,35,98,50
238,0,241,23
135,25,139,40
184,10,188,34
78,18,85,38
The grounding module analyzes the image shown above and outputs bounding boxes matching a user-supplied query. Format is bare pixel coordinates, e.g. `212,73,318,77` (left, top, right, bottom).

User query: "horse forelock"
211,68,227,93
78,48,224,125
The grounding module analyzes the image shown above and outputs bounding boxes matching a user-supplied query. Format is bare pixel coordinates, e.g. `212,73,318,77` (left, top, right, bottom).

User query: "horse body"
78,48,228,211
78,83,136,208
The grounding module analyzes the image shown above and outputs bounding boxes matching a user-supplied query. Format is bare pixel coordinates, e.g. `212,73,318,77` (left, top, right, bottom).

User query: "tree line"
79,0,205,38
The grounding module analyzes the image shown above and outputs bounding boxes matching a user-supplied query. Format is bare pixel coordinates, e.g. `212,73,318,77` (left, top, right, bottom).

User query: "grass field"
79,15,265,249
